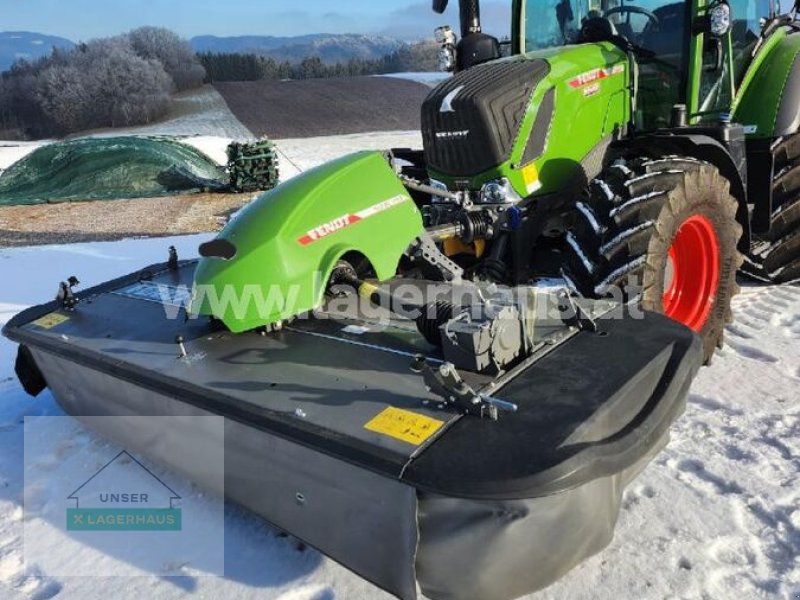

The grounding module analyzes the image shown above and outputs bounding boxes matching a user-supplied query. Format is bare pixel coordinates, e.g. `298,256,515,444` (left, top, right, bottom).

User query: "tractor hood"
191,151,423,332
422,58,551,178
422,44,630,195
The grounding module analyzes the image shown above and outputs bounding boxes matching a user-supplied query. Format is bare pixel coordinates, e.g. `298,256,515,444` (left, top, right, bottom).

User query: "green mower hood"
191,151,423,332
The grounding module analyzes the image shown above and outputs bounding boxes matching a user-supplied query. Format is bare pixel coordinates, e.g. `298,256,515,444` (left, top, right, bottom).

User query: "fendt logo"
300,215,359,245
297,195,410,246
435,130,470,140
568,64,625,89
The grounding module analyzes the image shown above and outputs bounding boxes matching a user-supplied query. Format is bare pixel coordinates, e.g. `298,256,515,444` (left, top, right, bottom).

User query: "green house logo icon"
66,450,182,532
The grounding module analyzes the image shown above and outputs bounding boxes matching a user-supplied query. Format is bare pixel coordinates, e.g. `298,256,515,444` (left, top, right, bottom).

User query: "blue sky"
0,0,511,41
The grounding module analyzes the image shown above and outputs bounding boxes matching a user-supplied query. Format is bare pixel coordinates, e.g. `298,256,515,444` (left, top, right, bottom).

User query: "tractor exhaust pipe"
432,0,482,39
460,0,482,37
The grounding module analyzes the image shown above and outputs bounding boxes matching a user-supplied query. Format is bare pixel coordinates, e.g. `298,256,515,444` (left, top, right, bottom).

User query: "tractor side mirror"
708,2,732,36
694,1,732,37
703,37,725,72
694,0,731,71
433,0,449,14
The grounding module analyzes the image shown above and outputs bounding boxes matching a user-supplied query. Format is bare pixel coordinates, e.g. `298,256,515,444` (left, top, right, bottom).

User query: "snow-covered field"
0,235,798,600
0,86,250,174
378,72,451,87
83,85,254,142
275,130,423,179
0,80,423,181
0,121,798,599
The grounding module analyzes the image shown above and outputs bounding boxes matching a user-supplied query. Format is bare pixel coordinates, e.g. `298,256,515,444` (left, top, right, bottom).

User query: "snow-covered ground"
274,130,423,179
0,125,798,600
82,85,253,142
0,142,50,171
0,237,798,600
378,72,451,87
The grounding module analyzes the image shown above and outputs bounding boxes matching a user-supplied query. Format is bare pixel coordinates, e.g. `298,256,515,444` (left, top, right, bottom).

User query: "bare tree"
128,27,206,91
34,36,172,133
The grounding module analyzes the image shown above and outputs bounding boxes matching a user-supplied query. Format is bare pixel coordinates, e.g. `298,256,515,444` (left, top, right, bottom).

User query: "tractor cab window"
523,0,687,55
523,0,586,49
523,0,689,129
698,0,772,115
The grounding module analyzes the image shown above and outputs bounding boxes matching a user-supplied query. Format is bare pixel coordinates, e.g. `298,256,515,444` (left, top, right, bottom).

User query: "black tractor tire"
742,134,800,284
565,156,743,364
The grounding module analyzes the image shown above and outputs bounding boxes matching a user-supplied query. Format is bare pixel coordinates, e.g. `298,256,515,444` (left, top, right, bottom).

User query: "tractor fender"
620,134,751,251
191,151,424,333
734,30,800,138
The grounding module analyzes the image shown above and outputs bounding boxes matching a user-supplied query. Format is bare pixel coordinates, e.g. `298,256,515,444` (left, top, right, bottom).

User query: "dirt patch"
0,192,254,247
214,76,430,138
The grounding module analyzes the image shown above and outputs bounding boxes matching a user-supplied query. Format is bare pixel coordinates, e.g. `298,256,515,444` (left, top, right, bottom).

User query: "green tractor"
194,0,800,363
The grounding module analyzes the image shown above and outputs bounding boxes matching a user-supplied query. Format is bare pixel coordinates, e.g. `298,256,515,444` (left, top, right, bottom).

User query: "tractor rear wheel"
565,156,743,364
742,134,800,284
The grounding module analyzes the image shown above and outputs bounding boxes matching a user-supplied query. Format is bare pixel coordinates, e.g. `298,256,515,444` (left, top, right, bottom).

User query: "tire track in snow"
657,283,800,599
0,548,62,600
726,284,800,365
276,585,335,600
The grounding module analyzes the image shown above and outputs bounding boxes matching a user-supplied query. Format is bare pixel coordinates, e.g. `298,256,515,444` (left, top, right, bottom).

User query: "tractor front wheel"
565,156,743,364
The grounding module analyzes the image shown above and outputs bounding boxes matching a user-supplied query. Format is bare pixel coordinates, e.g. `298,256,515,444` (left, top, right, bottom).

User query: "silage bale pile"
0,137,228,205
227,139,280,193
0,136,282,206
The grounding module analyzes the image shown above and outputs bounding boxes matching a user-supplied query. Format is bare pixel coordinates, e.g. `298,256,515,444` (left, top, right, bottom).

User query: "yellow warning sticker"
364,407,445,446
32,313,70,330
521,162,542,194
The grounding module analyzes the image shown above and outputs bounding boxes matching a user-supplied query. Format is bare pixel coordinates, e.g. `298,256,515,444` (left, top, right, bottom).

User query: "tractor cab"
436,0,777,130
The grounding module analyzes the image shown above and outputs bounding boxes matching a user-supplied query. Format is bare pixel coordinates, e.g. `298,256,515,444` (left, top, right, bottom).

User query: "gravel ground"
0,193,254,248
214,76,431,138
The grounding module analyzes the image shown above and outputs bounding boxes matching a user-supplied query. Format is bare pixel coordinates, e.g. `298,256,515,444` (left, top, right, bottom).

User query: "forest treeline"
197,40,439,82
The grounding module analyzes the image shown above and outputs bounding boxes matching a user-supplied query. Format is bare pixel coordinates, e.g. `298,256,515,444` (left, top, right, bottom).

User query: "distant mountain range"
190,34,404,64
0,31,407,73
0,31,75,71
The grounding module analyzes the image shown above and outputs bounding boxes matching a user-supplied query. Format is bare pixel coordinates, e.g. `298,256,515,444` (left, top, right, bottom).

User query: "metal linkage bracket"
408,235,464,283
557,290,599,333
56,276,80,311
411,355,518,421
168,246,179,271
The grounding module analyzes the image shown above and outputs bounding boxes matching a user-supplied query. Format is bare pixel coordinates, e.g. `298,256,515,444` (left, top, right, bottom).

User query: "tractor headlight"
438,46,457,72
435,25,457,46
435,27,458,72
479,179,521,205
709,2,731,37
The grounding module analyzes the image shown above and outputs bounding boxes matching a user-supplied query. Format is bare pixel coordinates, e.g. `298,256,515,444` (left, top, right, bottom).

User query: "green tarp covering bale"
0,137,229,206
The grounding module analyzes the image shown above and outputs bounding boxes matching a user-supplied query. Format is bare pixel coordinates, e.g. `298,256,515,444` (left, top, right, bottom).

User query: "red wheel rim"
662,215,721,332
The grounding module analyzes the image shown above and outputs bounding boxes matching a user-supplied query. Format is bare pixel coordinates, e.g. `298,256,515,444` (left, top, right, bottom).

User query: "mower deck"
4,260,702,600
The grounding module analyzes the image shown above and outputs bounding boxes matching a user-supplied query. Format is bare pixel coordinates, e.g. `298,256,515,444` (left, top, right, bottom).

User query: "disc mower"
6,0,799,598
